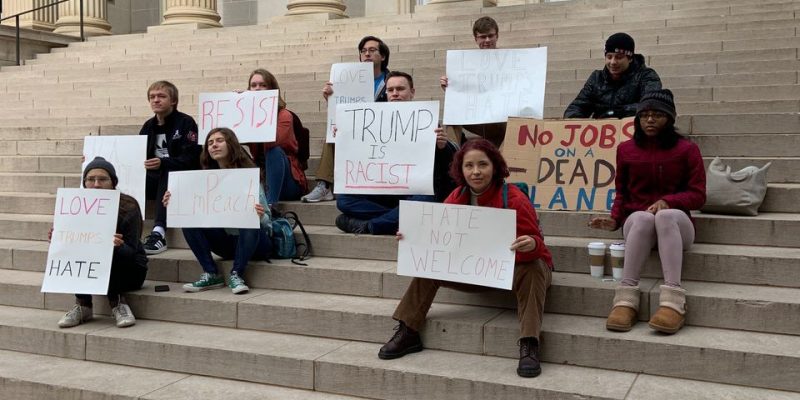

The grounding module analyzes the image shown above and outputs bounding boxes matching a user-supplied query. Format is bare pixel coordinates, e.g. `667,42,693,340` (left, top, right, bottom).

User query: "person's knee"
626,211,655,230
654,209,683,227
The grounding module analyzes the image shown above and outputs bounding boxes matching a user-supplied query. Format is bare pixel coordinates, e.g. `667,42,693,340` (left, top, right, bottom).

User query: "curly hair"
449,138,509,188
200,127,257,170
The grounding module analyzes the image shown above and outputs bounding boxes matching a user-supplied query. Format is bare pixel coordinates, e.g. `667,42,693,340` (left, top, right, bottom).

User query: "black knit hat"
83,156,118,188
605,32,635,56
637,89,677,121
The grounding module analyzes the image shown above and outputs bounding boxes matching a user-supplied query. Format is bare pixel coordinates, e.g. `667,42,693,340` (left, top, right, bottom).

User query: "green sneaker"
183,273,225,292
229,272,249,294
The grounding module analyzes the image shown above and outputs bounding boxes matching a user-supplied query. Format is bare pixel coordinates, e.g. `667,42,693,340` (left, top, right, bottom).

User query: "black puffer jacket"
564,54,662,119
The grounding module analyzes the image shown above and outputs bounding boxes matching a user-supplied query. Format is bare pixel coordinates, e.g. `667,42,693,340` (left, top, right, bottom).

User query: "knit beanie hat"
605,32,635,56
637,89,677,121
83,156,118,188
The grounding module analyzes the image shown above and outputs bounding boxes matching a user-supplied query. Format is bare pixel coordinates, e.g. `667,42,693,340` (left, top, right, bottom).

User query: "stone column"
162,0,222,28
53,0,112,36
285,0,347,17
2,0,57,31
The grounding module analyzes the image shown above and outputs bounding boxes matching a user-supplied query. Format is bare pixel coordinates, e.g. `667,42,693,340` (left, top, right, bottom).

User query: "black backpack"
287,110,310,171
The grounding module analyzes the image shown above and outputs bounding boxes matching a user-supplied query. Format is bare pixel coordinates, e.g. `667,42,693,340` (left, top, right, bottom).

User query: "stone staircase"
1,0,800,398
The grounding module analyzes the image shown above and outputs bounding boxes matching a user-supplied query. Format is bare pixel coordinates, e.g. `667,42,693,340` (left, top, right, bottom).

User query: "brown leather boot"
649,285,686,334
606,285,640,332
378,321,423,360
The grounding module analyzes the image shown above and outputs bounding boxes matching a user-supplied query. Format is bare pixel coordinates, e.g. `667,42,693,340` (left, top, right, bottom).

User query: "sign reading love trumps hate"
397,201,517,290
197,90,279,144
443,48,548,125
42,189,120,295
501,117,634,211
326,62,374,143
334,101,439,195
82,135,147,218
167,168,261,229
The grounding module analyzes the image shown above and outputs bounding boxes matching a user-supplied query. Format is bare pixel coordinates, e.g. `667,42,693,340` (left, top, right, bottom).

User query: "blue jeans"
265,146,302,204
182,227,271,276
336,194,436,235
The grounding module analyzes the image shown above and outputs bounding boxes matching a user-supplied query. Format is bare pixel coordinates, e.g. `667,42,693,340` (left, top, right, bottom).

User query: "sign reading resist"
198,90,279,144
167,168,261,229
397,201,517,290
326,62,374,143
334,101,439,195
42,188,120,295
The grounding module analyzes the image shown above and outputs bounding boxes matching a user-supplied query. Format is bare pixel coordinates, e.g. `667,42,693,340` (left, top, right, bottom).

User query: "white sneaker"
111,303,136,328
58,304,93,328
301,181,334,203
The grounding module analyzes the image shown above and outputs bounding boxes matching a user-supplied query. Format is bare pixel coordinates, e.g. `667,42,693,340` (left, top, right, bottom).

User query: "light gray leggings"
621,210,694,288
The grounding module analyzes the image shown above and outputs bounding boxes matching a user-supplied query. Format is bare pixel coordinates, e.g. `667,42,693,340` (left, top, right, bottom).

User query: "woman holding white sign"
380,139,553,378
243,69,308,205
165,127,273,294
589,89,706,334
57,157,147,329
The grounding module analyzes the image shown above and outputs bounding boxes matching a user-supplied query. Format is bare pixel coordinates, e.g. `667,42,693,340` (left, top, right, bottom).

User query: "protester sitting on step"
334,71,458,235
564,32,662,119
439,16,508,148
140,80,201,255
243,69,308,205
379,138,553,379
589,89,705,335
302,35,392,203
56,157,148,329
164,128,273,295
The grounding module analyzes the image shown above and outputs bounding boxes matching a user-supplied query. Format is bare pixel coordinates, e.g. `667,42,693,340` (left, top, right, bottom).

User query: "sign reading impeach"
397,201,517,290
501,117,635,211
167,168,261,228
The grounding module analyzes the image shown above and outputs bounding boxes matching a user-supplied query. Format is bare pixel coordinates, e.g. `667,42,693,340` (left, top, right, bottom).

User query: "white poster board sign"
443,48,548,125
326,62,374,143
397,201,517,290
82,135,147,218
167,168,260,228
42,188,120,295
197,90,279,144
333,101,439,195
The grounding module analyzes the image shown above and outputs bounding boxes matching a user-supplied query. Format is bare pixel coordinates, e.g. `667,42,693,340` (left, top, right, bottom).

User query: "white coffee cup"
587,242,606,278
609,243,625,280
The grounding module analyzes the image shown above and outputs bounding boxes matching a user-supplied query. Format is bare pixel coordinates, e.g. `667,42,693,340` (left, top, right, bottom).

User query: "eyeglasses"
639,111,668,120
359,47,380,55
84,177,111,184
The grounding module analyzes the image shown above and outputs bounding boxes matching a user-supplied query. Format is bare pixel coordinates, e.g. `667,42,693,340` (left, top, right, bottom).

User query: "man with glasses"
564,32,662,119
439,16,508,148
302,36,392,203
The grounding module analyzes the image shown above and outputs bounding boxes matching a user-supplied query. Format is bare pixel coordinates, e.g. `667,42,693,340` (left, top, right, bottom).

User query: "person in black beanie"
54,157,148,329
564,32,662,119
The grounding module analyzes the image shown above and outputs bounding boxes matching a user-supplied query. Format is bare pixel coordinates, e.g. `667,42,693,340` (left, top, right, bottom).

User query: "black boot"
517,337,541,378
378,321,423,360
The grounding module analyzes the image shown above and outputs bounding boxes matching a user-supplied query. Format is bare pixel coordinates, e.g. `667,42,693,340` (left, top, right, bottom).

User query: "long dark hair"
632,115,683,149
449,138,509,188
247,68,287,110
200,127,257,170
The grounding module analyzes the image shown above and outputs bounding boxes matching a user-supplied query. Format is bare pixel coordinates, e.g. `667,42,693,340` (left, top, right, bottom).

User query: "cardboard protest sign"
397,201,517,290
334,101,439,195
501,117,635,211
197,90,279,144
443,48,547,125
326,62,374,143
167,168,260,228
82,135,147,218
42,188,120,295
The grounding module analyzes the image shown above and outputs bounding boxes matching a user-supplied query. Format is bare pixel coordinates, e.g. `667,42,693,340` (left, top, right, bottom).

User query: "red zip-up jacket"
611,136,706,227
444,182,553,268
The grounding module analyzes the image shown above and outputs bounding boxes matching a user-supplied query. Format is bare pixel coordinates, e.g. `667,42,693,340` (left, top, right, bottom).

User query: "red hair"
449,138,509,187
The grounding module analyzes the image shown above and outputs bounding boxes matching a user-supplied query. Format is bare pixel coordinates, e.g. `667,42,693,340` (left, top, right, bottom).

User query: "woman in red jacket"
379,139,553,378
245,69,308,204
589,89,706,334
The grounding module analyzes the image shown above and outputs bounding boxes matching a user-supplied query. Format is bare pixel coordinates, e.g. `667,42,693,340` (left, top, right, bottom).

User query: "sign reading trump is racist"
501,117,635,211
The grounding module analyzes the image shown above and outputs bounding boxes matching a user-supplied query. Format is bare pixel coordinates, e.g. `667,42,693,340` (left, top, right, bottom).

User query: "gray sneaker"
111,303,136,328
58,304,93,328
301,181,334,203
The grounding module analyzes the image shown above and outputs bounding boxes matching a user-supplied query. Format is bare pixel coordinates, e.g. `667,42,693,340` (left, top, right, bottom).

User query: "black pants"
146,169,169,229
75,259,147,306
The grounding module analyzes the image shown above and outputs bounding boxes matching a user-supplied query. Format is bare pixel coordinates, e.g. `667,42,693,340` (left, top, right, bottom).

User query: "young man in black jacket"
139,80,200,254
564,32,662,119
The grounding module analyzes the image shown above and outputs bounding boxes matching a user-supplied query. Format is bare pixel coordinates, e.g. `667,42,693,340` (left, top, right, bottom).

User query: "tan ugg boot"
649,285,686,334
606,286,640,332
